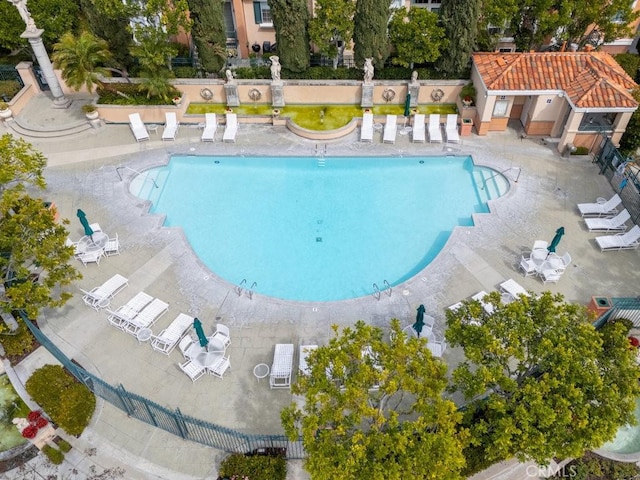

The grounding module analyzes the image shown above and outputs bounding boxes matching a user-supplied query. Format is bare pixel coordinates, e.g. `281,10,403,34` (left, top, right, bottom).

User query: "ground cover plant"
218,452,286,480
25,364,95,436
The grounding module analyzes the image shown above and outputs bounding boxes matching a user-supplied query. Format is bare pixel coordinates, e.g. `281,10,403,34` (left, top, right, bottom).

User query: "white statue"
9,0,37,32
225,69,234,83
12,417,29,432
411,70,418,83
363,58,374,83
270,56,281,82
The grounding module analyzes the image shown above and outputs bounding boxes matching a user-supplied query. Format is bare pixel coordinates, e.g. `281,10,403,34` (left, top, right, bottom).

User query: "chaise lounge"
584,209,630,232
360,112,373,142
577,193,621,217
595,225,640,252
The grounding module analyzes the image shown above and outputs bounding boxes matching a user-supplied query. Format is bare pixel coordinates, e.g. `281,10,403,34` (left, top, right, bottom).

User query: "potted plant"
0,101,12,120
82,104,99,120
460,83,476,108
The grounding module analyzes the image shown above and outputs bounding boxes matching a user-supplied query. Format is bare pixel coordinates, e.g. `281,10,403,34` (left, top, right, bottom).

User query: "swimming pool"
132,155,508,302
600,398,640,456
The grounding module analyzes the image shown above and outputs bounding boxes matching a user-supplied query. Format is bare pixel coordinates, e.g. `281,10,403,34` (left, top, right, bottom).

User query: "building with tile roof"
470,52,638,153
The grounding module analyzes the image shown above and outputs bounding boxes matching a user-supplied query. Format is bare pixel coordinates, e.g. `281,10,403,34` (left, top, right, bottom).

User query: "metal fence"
595,297,640,328
19,312,306,459
0,65,25,100
593,136,640,225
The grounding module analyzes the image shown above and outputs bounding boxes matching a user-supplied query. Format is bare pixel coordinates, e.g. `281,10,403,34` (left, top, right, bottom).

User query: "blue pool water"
133,156,508,302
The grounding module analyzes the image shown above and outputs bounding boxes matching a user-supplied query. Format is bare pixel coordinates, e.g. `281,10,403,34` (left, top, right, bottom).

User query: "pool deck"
1,93,639,479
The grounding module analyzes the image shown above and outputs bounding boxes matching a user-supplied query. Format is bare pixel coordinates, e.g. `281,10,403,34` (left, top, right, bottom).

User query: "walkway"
1,93,638,479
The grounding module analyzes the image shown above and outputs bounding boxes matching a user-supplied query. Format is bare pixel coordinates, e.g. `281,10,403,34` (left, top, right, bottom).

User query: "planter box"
587,296,611,317
460,118,473,136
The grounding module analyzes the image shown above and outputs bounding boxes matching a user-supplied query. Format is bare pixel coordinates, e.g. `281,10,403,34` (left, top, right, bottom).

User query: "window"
253,1,271,25
493,100,509,117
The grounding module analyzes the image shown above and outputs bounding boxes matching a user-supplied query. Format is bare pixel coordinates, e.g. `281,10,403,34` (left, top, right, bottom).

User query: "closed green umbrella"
76,209,93,237
193,317,208,348
404,92,411,117
413,304,426,337
547,227,565,253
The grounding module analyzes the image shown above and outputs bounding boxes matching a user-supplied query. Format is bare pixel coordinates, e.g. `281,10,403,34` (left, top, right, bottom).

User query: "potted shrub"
0,101,12,120
82,104,99,120
460,83,476,108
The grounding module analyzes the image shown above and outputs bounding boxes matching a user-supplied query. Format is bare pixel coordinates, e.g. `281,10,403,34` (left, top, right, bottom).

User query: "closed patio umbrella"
413,304,426,337
547,227,565,253
193,317,208,348
404,93,411,117
76,209,93,237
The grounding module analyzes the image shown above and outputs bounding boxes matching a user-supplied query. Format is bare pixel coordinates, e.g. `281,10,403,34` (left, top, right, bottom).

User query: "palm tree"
52,32,113,93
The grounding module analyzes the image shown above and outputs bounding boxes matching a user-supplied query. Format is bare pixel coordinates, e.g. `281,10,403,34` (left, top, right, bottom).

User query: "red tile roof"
472,52,638,109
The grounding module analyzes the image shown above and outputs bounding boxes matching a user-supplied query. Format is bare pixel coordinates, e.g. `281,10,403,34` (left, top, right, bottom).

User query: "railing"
18,311,306,458
594,297,640,329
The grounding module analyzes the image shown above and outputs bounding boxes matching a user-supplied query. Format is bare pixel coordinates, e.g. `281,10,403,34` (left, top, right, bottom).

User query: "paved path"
1,93,637,479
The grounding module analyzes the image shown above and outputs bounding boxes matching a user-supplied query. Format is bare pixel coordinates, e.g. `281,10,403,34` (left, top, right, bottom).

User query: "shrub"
56,437,72,453
42,444,64,465
25,364,96,436
96,83,181,106
609,317,634,333
218,453,287,480
21,425,38,439
81,104,96,113
173,66,197,78
0,80,21,100
570,146,590,155
27,410,42,422
0,323,36,359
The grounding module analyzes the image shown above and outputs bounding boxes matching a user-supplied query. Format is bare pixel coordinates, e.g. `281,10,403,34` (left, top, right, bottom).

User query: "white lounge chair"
299,345,318,376
201,113,217,142
80,274,129,310
150,313,195,354
106,291,153,330
179,359,206,382
499,279,530,300
445,114,460,143
269,343,294,389
577,194,621,217
383,115,397,143
360,112,374,142
123,298,169,335
595,225,640,252
223,113,238,142
585,209,630,232
428,114,442,143
128,113,150,142
471,290,494,314
412,113,425,142
104,233,120,256
208,355,231,379
161,112,179,141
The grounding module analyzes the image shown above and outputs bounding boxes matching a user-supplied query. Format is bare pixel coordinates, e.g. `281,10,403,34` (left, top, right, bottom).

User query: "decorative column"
360,57,374,108
7,0,70,108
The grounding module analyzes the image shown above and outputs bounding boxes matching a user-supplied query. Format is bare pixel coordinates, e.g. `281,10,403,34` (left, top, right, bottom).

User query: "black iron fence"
593,136,640,225
18,312,305,459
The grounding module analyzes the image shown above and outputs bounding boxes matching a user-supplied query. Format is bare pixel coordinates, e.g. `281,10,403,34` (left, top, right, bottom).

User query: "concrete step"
7,117,93,138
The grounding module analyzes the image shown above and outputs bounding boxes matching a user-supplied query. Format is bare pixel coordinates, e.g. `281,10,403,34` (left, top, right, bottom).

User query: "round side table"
253,363,270,382
137,328,153,344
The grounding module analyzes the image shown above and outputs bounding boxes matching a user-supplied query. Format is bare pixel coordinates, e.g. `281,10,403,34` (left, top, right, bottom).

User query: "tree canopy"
308,0,356,69
437,0,480,77
388,7,447,69
281,320,468,480
268,0,310,72
446,291,640,467
52,32,113,93
353,0,393,68
0,135,80,323
187,0,227,73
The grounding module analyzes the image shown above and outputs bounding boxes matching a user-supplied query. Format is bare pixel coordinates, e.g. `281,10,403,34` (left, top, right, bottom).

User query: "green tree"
268,0,310,72
353,0,393,68
308,0,356,69
130,28,178,102
0,135,80,323
52,32,113,93
80,0,135,74
187,0,227,73
475,0,519,51
388,7,446,69
437,0,480,77
446,291,640,467
618,86,640,157
0,0,79,51
282,320,468,480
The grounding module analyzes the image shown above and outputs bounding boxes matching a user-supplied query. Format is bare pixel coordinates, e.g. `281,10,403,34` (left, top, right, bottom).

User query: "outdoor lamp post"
7,0,70,108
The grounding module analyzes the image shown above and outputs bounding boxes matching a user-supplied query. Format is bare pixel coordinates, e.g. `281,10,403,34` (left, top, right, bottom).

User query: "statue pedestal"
361,83,374,108
224,84,239,107
271,82,285,107
408,83,419,107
